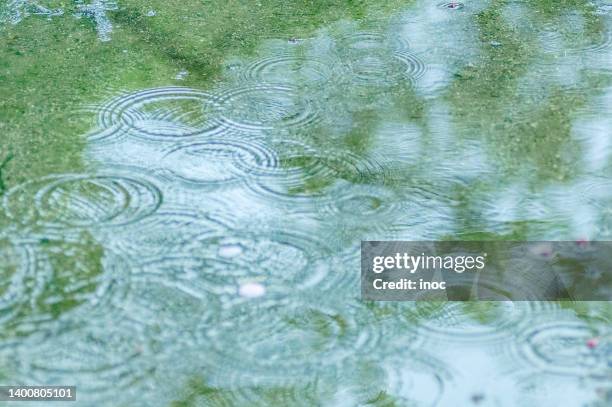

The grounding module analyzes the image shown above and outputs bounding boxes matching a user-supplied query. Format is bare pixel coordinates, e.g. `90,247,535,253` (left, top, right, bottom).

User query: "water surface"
0,1,611,405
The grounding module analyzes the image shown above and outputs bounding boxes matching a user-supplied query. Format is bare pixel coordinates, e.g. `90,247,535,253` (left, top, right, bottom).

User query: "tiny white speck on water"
218,244,243,258
238,282,266,298
147,10,156,17
175,70,189,80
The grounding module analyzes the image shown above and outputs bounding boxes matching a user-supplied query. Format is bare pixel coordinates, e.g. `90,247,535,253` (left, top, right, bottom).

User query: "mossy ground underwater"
0,0,611,406
0,0,406,186
0,0,609,188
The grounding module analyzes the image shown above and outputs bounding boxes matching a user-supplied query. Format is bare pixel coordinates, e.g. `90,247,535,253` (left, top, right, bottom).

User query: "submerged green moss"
170,377,320,407
0,0,407,189
2,0,608,198
447,0,608,182
0,231,106,339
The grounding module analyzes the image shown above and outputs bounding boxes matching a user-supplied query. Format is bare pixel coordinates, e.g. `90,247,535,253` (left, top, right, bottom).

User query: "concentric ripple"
4,174,162,228
103,206,226,260
347,50,426,86
159,138,278,187
249,141,389,204
173,372,323,407
395,50,427,78
211,85,320,132
516,320,611,376
132,256,239,298
379,353,455,406
538,22,612,55
123,264,222,347
581,177,612,210
243,56,334,85
414,302,554,343
0,234,46,335
338,31,411,52
414,259,565,301
313,182,407,242
437,2,465,10
186,226,342,295
203,301,388,375
93,87,224,142
0,232,130,338
319,183,401,221
15,315,161,402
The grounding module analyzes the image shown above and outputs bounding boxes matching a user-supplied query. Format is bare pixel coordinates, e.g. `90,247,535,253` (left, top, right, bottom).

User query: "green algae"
0,230,107,339
0,151,13,193
170,377,320,407
0,0,407,190
0,12,177,186
447,0,609,183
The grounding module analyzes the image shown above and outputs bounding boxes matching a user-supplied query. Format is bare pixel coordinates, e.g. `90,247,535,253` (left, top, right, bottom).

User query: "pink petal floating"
586,337,599,349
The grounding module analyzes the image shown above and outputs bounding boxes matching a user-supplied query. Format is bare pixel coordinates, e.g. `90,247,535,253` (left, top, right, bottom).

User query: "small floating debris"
146,10,156,17
586,337,599,349
238,282,266,298
490,41,502,48
438,2,465,10
218,243,243,258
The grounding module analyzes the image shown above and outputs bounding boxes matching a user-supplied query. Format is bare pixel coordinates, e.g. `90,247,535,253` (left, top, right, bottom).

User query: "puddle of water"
1,0,612,405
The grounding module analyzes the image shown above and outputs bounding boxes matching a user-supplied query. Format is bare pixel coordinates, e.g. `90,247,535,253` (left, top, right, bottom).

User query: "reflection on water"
1,0,612,405
0,1,64,26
